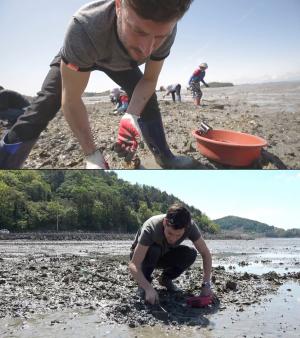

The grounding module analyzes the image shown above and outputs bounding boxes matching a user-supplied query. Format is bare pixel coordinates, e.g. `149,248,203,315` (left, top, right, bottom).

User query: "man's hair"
123,0,194,22
165,203,191,230
0,86,4,90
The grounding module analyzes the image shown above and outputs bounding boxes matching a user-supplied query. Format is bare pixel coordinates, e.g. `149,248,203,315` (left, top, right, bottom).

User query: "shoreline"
1,232,299,241
0,232,135,241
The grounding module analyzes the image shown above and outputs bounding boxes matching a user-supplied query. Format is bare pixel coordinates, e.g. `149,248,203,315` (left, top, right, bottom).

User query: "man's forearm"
129,262,153,291
62,98,96,155
202,253,212,282
126,77,157,117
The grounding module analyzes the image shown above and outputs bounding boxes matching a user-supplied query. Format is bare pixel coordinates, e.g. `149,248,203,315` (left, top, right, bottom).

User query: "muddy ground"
1,238,300,337
1,253,299,329
0,232,134,241
1,82,299,169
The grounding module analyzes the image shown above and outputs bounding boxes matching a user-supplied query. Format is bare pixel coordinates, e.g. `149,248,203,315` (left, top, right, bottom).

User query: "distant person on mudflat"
0,87,30,125
189,63,209,106
115,90,129,114
0,0,198,169
110,87,122,106
161,83,182,102
110,87,128,113
129,203,213,305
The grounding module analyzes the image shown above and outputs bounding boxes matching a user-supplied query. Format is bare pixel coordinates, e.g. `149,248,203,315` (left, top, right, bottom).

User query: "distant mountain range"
214,216,300,238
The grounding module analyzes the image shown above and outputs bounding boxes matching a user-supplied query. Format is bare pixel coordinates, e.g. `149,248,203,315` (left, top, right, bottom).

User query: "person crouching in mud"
129,203,213,305
160,83,182,102
0,0,198,170
110,88,129,114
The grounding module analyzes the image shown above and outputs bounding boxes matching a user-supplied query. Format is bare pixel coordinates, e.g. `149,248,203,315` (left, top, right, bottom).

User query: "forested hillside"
214,216,300,238
0,171,219,234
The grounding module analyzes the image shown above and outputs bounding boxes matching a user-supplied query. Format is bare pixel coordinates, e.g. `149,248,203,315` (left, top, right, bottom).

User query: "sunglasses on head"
165,217,188,229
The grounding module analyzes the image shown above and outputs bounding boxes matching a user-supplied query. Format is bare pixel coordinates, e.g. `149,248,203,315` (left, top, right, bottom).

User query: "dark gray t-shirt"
131,214,202,255
60,0,177,71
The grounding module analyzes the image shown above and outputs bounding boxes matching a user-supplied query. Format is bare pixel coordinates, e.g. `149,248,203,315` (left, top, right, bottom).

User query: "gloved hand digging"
186,295,213,308
115,113,141,160
187,282,218,308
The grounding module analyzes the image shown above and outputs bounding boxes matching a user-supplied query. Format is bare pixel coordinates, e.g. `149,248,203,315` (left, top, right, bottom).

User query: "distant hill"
27,91,111,99
203,82,234,88
214,216,300,238
83,90,110,97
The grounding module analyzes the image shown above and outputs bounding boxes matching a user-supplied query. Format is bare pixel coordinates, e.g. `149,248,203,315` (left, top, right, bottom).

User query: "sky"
1,0,300,96
114,170,300,230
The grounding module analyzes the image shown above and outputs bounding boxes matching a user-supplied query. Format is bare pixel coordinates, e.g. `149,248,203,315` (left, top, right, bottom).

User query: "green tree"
0,181,26,230
138,201,156,224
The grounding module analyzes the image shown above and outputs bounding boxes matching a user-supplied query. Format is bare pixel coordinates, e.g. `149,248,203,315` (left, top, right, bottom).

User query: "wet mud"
1,253,300,330
1,82,299,169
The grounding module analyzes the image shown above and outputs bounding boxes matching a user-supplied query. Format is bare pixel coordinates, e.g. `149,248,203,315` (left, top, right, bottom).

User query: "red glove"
116,113,141,154
186,295,213,308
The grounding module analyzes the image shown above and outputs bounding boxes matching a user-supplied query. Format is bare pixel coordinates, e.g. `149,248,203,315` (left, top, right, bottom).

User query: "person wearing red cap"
129,203,213,305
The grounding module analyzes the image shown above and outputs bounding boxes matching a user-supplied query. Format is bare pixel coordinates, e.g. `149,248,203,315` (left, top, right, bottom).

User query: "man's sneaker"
158,276,180,292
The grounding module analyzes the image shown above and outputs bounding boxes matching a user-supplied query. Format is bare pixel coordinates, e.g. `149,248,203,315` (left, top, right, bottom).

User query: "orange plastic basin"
192,129,267,167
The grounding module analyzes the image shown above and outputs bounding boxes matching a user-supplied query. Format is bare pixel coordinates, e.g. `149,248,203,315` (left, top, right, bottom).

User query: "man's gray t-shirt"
61,0,177,71
131,214,202,255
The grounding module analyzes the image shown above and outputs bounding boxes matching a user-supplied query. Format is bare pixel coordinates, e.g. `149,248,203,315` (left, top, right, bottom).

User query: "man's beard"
117,16,147,62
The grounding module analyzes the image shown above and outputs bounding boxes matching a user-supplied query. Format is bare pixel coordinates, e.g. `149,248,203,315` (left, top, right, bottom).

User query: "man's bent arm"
193,237,212,283
60,61,96,155
129,243,153,291
127,59,164,116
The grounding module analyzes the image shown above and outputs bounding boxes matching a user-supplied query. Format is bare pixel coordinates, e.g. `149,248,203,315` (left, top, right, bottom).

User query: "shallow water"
1,238,299,274
0,240,129,259
207,238,300,275
204,82,300,114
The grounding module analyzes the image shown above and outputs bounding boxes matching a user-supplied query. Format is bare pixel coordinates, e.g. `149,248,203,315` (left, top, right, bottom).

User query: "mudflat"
1,81,298,169
0,238,299,337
